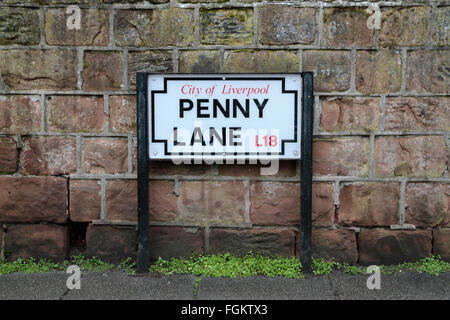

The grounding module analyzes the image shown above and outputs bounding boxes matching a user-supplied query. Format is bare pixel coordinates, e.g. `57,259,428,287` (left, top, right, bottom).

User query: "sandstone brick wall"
0,0,448,265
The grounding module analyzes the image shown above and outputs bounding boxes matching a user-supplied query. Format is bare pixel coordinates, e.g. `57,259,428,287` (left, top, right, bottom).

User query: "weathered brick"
375,136,447,177
86,225,137,263
210,228,295,257
435,7,449,46
0,50,78,90
406,51,449,93
0,96,41,134
70,180,101,222
115,9,195,47
149,227,204,260
106,180,177,222
313,138,369,176
5,224,68,262
20,136,77,175
310,229,358,264
339,183,400,227
45,9,109,46
405,183,449,228
46,96,107,133
179,51,220,73
179,180,247,224
358,230,432,265
128,51,173,90
259,6,316,45
0,177,67,224
385,97,450,131
320,97,380,132
433,229,450,261
0,137,17,173
110,95,136,134
356,50,402,94
0,8,40,45
200,9,254,45
224,50,298,73
380,7,432,47
83,51,123,91
218,161,297,177
82,138,128,174
303,50,351,92
323,8,374,47
250,182,300,226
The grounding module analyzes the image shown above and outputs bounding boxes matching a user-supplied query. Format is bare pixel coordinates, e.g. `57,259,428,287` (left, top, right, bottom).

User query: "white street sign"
148,74,302,160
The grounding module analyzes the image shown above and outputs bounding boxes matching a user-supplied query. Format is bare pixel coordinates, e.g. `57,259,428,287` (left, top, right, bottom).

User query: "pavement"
0,270,449,300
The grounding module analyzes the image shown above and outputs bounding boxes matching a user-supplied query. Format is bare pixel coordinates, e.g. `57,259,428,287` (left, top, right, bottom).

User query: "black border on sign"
150,77,298,157
136,72,314,273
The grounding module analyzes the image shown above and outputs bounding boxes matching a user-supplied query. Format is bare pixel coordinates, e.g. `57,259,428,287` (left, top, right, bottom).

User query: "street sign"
147,74,302,160
136,72,314,274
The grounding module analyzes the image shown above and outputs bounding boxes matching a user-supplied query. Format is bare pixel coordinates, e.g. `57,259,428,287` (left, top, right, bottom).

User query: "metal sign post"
136,72,313,273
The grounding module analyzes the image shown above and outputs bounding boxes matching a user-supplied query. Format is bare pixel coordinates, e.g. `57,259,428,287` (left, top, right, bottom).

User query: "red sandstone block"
379,6,432,47
323,8,374,47
0,137,17,173
358,229,432,265
218,161,297,177
86,225,137,263
82,51,123,91
433,229,450,261
320,97,380,132
70,180,102,222
338,182,400,227
0,176,67,224
20,136,77,175
45,8,109,46
250,181,300,226
308,229,358,264
384,97,450,131
0,50,78,90
82,138,128,174
105,179,177,222
179,180,246,224
46,96,107,133
355,50,402,94
313,138,369,176
109,95,137,134
311,183,335,227
209,228,295,257
405,183,449,228
303,50,351,92
5,224,68,261
374,136,447,178
0,95,41,134
406,51,449,93
149,227,204,260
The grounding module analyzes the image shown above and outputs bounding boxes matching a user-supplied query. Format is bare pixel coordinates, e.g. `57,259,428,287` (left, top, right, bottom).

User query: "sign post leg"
137,72,150,273
300,72,314,273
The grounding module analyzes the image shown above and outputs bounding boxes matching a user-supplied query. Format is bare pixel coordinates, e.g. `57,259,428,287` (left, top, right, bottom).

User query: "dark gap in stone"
68,220,88,256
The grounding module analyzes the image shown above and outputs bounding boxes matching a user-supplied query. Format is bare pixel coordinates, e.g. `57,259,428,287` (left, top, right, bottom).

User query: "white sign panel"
148,74,302,160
